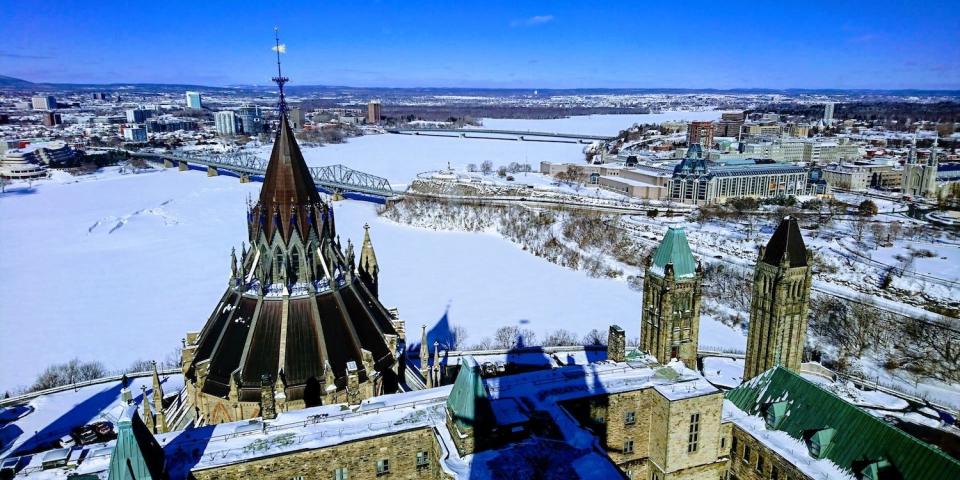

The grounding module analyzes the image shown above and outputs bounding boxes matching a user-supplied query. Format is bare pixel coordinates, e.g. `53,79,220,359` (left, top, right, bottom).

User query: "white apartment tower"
185,91,203,109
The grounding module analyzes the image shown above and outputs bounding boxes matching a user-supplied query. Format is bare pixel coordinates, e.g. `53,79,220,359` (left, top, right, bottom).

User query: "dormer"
762,401,789,430
804,427,837,460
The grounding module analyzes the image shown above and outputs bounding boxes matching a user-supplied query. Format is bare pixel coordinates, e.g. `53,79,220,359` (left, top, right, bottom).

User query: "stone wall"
728,424,811,480
191,426,450,480
562,387,726,480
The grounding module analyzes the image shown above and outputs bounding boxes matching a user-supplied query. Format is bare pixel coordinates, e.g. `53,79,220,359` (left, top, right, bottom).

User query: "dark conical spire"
762,216,807,268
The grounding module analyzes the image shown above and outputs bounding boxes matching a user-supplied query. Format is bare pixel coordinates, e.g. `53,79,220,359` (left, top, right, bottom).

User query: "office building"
367,100,381,124
289,107,305,130
185,91,203,109
214,110,240,136
716,112,745,138
31,95,57,111
687,120,715,148
237,104,264,134
42,112,62,127
124,126,148,142
126,108,147,124
669,148,817,205
823,102,835,125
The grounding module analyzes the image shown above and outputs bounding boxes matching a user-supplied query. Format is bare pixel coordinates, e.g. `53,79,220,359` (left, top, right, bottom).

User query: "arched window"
275,248,284,278
291,248,301,282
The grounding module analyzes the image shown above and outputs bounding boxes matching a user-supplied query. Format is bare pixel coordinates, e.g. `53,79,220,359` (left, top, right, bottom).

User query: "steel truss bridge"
387,127,614,143
131,151,395,198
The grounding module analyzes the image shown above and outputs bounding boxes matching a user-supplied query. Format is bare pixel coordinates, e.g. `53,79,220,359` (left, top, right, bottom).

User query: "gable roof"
762,216,807,268
108,406,166,480
446,356,493,430
650,227,698,279
725,367,960,480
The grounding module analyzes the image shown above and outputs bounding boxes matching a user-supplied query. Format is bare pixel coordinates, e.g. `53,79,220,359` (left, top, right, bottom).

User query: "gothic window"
291,248,301,282
274,248,284,278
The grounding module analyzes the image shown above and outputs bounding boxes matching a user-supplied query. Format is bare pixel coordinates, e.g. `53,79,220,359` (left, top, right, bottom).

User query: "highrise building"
716,112,744,138
123,126,148,142
686,120,715,148
42,111,62,127
31,95,56,111
743,217,812,380
236,104,264,134
823,102,835,126
126,108,147,124
214,110,240,136
289,107,305,130
640,227,702,369
185,91,203,109
367,100,381,124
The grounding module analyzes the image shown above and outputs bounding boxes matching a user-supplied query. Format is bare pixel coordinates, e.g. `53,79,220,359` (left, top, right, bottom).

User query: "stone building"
902,136,940,199
724,367,960,480
743,217,812,380
181,68,402,425
641,227,702,370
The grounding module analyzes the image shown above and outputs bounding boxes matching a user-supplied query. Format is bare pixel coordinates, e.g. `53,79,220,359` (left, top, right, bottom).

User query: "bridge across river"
130,151,396,199
387,127,615,143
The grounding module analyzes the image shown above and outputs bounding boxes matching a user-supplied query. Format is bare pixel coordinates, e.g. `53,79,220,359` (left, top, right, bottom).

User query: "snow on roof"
723,399,855,480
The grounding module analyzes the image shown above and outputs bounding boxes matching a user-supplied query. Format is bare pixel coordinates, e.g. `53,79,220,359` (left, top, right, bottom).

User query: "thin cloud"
849,33,879,43
0,52,53,60
510,15,554,28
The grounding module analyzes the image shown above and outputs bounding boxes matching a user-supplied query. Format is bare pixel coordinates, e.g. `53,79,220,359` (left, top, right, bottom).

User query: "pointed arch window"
274,248,284,278
291,247,301,282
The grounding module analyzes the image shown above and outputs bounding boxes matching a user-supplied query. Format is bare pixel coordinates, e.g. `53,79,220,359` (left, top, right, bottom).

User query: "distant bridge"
387,127,615,143
130,151,396,199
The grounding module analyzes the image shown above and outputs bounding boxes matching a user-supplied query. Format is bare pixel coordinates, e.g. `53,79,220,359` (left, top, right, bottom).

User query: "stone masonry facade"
563,386,727,479
727,424,810,480
191,426,448,480
743,258,812,380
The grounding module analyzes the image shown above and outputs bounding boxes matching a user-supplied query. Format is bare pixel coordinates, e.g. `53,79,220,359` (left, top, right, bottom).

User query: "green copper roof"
726,367,960,480
446,356,492,430
650,227,698,279
108,405,166,480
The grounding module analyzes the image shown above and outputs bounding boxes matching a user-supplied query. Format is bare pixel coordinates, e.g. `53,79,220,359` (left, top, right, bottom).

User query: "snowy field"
0,111,753,391
478,111,728,136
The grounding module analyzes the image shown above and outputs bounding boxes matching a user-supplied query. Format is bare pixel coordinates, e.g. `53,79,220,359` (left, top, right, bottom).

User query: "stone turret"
640,227,702,369
151,361,166,433
358,223,380,297
743,216,812,380
420,325,431,387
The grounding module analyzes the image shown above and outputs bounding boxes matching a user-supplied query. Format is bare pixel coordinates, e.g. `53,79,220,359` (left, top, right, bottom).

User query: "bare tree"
29,358,108,392
544,329,579,346
481,160,493,175
582,328,607,346
493,326,520,349
850,217,868,245
466,163,477,173
869,222,887,249
449,325,468,351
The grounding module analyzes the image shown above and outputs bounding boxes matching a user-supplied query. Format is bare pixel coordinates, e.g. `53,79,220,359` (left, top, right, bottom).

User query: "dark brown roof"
251,114,325,243
762,216,807,268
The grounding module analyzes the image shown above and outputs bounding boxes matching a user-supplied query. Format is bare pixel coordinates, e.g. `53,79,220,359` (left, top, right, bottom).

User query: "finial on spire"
272,27,289,115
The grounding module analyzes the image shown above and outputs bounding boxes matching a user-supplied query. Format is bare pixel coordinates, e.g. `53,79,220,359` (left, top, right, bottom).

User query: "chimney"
608,325,626,362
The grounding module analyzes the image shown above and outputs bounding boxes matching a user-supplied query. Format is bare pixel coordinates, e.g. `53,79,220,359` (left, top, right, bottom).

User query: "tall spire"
272,27,289,115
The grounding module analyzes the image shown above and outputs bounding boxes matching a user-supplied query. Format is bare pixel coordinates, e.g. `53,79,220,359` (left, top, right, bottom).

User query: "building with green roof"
640,227,703,370
724,366,960,480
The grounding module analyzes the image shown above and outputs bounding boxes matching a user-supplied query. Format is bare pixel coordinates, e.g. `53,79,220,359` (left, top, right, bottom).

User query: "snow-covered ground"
0,373,182,458
478,111,728,136
2,112,749,391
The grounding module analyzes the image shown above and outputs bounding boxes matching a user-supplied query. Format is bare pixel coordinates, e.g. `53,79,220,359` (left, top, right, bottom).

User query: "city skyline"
1,0,959,90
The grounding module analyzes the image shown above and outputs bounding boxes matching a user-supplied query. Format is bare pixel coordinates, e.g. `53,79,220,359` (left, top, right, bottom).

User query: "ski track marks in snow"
87,199,178,234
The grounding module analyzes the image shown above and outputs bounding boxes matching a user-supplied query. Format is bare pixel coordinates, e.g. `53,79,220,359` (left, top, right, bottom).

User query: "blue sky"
1,0,958,89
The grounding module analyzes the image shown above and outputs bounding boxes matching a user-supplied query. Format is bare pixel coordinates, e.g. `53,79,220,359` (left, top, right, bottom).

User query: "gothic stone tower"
641,227,702,369
181,42,400,425
902,134,940,199
743,216,813,380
